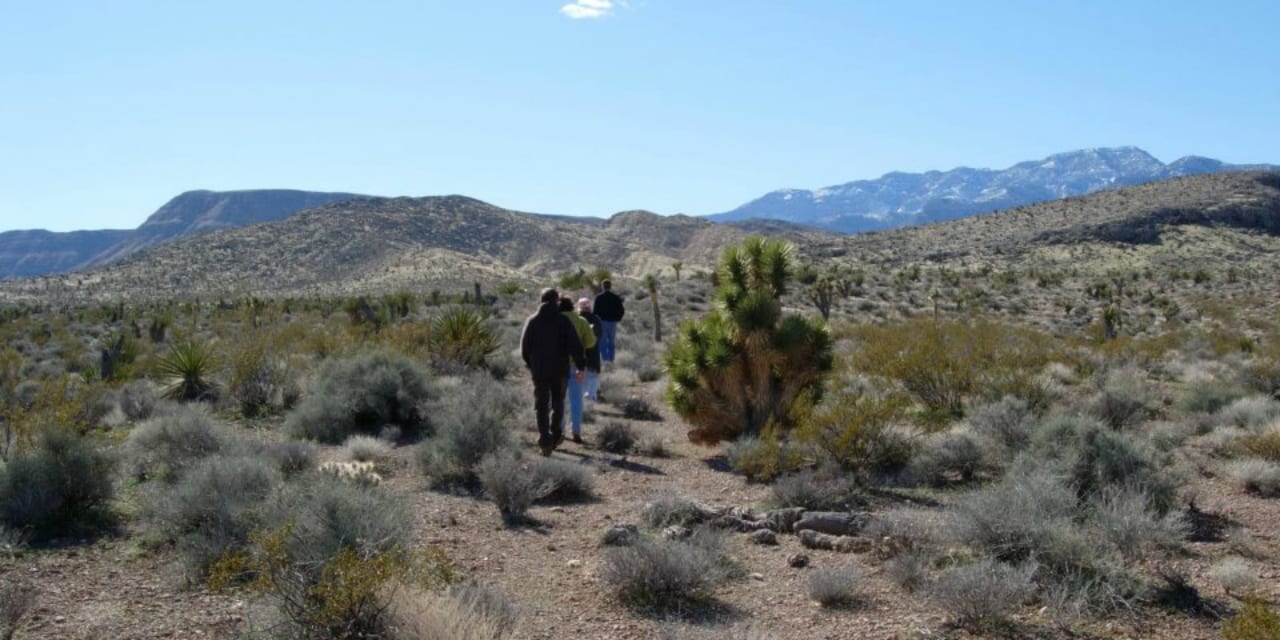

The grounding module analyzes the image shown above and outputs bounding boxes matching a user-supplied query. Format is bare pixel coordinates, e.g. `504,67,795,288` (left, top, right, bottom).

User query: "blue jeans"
599,320,618,363
560,366,585,436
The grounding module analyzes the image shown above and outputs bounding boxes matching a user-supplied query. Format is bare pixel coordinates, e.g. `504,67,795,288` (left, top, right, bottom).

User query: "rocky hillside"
0,196,831,302
0,189,363,280
711,147,1278,233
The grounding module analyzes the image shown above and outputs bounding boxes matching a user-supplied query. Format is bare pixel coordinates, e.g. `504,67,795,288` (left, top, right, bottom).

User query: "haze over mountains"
710,147,1279,233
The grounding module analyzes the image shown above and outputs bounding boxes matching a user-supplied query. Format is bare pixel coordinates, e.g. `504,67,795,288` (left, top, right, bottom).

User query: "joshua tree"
643,273,662,342
672,261,683,281
663,237,833,444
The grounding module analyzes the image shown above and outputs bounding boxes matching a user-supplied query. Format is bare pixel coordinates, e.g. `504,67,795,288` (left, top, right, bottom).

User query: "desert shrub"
126,405,230,482
864,507,946,554
156,340,219,402
389,587,512,640
340,434,394,463
600,529,733,609
262,440,318,476
1223,596,1280,640
723,433,807,482
0,429,115,543
0,580,34,640
116,380,160,421
1028,414,1180,513
286,351,433,443
850,318,1056,420
1088,368,1153,429
770,468,862,511
792,389,913,479
267,475,414,563
947,470,1078,564
476,450,554,524
1239,423,1280,462
529,456,594,501
444,583,519,635
907,429,1001,487
1209,557,1259,596
663,237,833,444
967,396,1034,453
621,396,662,421
884,551,932,593
807,563,863,607
1218,397,1280,430
597,422,636,454
228,334,292,417
1087,487,1187,560
150,454,279,576
928,559,1035,627
1180,382,1246,415
1225,459,1280,497
636,436,669,458
416,375,520,485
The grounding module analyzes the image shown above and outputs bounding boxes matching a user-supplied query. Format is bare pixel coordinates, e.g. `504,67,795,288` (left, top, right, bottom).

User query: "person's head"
601,279,612,291
559,296,575,312
577,297,592,312
540,288,559,304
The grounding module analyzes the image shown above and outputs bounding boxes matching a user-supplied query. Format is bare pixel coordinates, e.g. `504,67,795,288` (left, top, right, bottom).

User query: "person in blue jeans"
557,296,597,443
576,297,603,401
593,279,625,365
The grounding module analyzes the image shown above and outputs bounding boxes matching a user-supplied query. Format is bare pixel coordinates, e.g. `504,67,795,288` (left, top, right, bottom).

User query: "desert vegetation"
0,201,1279,639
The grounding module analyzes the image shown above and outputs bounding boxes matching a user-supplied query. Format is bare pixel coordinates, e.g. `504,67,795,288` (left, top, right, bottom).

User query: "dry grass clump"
1225,459,1280,497
0,580,34,640
389,586,514,640
340,434,394,463
1209,557,1259,596
770,467,862,511
807,563,863,607
600,528,734,609
597,422,636,454
927,558,1036,627
475,451,553,525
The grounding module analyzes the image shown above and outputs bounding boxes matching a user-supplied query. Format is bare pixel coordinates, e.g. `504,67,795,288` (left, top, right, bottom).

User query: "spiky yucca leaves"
157,340,218,402
429,307,500,369
665,237,833,444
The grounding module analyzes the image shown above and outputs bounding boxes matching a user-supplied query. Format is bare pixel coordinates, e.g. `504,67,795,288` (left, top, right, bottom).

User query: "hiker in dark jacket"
577,297,603,402
593,279,625,364
520,288,586,455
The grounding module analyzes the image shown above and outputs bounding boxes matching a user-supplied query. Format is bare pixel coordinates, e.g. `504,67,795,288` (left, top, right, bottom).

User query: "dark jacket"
578,310,603,372
521,301,586,378
594,290,626,322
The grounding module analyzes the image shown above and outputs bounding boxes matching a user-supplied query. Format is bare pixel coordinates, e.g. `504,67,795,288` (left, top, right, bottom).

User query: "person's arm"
564,316,586,371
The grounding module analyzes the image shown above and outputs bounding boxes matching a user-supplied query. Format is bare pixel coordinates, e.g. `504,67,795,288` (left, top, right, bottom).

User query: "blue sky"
1,1,1277,231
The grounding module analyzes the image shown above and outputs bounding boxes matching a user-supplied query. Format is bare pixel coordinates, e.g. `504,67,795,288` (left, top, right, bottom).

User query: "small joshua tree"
663,237,833,444
643,273,662,343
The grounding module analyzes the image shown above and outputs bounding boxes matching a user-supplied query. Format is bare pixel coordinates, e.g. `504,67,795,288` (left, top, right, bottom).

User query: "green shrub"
1223,596,1280,640
600,529,733,609
156,340,219,402
723,433,807,482
416,375,519,485
286,352,433,443
0,429,115,543
228,334,292,417
126,405,230,482
429,307,501,370
663,237,833,444
792,390,913,480
149,454,279,576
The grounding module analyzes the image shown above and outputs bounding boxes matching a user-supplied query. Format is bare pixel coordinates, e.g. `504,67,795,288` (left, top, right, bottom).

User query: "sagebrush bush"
340,434,394,462
884,551,932,593
228,336,292,418
1088,368,1153,430
864,507,945,553
641,493,714,530
1209,557,1259,595
907,429,1001,487
286,352,433,443
416,375,519,484
723,434,807,482
266,474,413,564
126,405,230,482
1219,397,1280,430
597,422,636,454
1086,487,1187,560
770,468,862,511
621,396,662,422
792,389,913,479
600,529,732,609
807,563,862,607
928,559,1035,627
476,451,554,524
390,587,511,640
0,429,115,543
116,380,160,422
150,454,279,576
1180,382,1247,415
946,470,1078,565
1239,422,1280,462
0,580,34,640
967,396,1034,453
262,440,317,476
529,457,594,502
1028,414,1180,513
1225,459,1280,497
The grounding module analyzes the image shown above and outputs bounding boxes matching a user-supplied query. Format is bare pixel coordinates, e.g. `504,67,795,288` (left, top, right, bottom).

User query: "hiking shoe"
571,433,584,444
552,431,565,447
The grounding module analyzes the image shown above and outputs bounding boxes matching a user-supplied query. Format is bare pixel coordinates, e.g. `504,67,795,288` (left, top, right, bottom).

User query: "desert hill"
0,195,832,302
0,189,363,280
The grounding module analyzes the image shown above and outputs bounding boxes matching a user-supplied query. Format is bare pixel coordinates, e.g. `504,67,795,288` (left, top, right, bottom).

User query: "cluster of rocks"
603,501,876,556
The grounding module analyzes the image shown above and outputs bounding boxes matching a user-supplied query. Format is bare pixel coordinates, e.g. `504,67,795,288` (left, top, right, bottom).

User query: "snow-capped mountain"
709,147,1278,233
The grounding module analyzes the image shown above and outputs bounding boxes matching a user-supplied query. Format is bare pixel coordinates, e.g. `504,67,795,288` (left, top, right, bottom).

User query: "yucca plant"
643,273,662,342
429,307,500,369
664,237,833,444
157,340,219,402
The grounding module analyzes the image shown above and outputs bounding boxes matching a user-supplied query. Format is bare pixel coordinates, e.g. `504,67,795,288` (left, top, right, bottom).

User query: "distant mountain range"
709,147,1279,233
0,190,362,280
